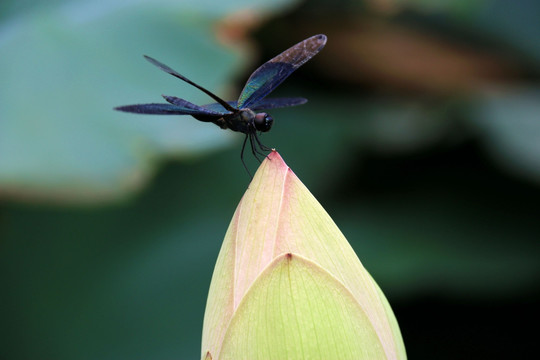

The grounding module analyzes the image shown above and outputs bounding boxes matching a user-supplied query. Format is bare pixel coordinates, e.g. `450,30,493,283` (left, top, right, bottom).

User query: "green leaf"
0,0,299,202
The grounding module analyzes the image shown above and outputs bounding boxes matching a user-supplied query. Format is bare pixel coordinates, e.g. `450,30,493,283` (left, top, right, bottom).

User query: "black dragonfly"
115,34,327,172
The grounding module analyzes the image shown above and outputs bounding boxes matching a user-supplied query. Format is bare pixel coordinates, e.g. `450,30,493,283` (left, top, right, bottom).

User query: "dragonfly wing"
237,34,326,109
162,95,228,115
250,97,307,110
144,55,237,112
115,103,209,115
201,101,238,113
115,97,224,116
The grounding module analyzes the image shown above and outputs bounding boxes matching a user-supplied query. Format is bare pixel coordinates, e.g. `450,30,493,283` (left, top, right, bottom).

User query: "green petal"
220,253,386,359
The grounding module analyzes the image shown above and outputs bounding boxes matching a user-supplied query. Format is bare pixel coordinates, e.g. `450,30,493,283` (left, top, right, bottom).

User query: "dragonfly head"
254,112,273,132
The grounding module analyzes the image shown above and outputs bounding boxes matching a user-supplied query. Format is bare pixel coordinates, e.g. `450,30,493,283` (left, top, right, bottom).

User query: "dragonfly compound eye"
254,113,273,132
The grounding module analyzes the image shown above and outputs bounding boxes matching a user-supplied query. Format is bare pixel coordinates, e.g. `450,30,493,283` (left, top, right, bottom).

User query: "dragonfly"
115,34,327,172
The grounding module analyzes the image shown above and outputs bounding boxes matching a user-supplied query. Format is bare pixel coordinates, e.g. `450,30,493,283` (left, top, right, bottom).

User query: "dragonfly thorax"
226,109,273,134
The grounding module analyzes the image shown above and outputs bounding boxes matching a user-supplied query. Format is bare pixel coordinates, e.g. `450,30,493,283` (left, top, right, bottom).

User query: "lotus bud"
202,150,406,359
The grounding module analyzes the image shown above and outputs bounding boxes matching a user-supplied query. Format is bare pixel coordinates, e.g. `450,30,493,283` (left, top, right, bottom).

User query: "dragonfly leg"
249,133,264,163
240,134,253,178
252,133,271,162
253,132,271,153
253,134,270,160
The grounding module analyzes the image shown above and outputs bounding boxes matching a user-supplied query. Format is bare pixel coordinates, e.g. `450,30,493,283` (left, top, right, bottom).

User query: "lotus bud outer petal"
202,150,406,360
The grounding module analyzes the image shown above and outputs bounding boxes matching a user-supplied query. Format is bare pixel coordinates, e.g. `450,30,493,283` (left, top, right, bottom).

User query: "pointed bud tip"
266,149,282,162
260,149,291,176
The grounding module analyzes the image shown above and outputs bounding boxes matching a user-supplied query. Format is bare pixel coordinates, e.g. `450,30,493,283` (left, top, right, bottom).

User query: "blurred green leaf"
0,149,245,360
400,0,540,65
472,0,540,65
0,0,298,203
393,0,484,14
471,88,540,183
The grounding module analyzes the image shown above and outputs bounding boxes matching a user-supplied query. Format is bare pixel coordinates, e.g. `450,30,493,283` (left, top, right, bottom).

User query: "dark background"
1,0,539,359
